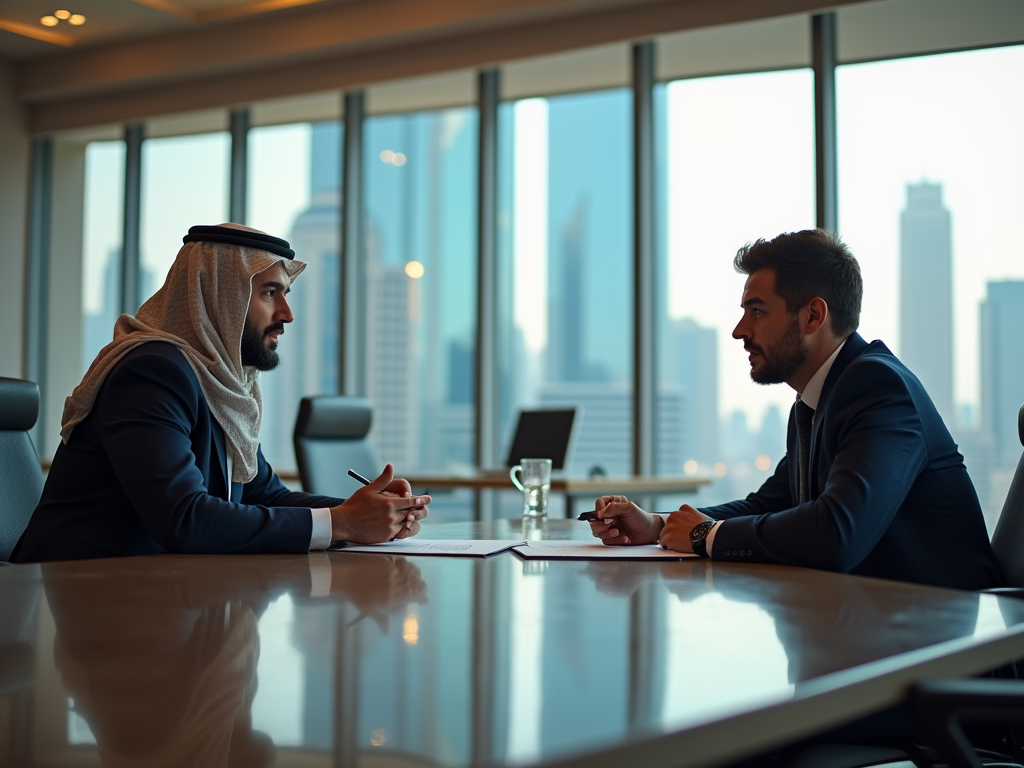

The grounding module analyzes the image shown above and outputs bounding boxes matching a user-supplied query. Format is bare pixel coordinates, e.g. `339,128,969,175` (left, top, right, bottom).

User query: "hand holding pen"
582,494,663,546
326,464,430,544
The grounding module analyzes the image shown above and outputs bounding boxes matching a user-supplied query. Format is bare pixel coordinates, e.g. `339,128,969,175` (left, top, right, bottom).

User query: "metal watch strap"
690,520,715,558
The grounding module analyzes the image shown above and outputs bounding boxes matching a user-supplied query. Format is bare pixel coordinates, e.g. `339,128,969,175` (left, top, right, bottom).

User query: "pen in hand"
348,468,414,542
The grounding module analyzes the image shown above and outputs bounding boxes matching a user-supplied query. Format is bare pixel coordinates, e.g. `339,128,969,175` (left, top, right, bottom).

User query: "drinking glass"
510,458,552,519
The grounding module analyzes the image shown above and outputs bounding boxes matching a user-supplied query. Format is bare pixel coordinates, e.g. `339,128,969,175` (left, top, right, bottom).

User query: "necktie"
795,400,815,504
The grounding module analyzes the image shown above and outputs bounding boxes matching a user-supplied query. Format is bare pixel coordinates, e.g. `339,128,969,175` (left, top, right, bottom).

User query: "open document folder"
512,540,700,560
329,540,519,557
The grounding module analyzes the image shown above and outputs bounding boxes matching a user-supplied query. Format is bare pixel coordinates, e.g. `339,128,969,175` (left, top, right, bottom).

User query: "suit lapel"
809,333,869,494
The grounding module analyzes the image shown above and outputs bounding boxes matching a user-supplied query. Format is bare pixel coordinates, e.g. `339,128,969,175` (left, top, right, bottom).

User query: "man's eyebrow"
260,280,287,291
741,296,769,308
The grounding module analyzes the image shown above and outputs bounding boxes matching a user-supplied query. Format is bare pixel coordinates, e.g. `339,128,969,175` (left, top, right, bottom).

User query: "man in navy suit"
589,229,1004,590
14,224,429,562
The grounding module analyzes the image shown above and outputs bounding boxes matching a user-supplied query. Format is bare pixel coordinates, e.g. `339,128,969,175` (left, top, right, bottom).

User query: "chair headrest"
295,396,372,440
0,378,39,431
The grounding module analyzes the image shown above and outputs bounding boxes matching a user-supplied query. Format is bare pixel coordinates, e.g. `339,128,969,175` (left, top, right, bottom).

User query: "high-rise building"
366,259,417,470
661,318,718,467
899,181,954,424
258,122,341,472
980,280,1024,466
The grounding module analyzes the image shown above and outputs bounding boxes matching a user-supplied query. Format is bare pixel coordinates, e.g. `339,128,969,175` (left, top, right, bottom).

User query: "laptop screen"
504,409,576,470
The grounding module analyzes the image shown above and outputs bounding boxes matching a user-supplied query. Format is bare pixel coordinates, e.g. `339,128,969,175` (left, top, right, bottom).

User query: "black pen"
348,469,371,486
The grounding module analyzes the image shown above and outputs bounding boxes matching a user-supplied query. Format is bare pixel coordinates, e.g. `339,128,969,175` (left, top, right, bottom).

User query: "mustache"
744,342,763,355
263,323,285,338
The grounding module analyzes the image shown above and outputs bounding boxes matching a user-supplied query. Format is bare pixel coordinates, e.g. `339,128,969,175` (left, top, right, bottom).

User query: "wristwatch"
689,520,716,558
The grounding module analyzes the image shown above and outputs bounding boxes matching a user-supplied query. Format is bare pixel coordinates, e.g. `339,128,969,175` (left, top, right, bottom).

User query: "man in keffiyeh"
13,224,428,562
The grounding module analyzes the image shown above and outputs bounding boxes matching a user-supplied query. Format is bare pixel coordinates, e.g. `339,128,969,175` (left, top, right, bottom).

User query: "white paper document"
331,539,520,557
512,540,700,560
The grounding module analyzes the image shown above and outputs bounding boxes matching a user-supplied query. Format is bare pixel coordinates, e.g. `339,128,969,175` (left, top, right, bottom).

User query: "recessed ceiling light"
54,9,71,19
40,15,58,26
68,14,85,25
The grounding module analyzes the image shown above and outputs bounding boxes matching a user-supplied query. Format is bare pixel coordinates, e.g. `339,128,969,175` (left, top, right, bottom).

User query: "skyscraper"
980,280,1024,466
899,181,953,424
661,318,718,467
258,122,341,472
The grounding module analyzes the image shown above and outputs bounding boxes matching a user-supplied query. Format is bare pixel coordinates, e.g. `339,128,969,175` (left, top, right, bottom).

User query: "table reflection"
2,522,1022,768
41,555,426,767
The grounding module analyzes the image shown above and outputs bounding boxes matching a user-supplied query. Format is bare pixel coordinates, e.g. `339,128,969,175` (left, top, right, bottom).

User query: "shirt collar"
798,340,845,410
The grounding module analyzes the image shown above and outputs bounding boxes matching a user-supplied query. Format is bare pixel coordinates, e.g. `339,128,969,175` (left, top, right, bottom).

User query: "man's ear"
804,297,829,335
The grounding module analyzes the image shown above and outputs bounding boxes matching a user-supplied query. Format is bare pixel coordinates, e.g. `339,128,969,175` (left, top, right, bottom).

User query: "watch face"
690,521,712,543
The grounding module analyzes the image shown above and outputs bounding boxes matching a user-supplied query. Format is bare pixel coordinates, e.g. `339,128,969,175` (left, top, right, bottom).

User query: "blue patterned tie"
796,400,815,504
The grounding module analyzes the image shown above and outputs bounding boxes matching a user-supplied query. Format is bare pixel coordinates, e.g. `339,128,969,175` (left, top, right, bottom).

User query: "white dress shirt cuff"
309,508,333,551
705,521,722,558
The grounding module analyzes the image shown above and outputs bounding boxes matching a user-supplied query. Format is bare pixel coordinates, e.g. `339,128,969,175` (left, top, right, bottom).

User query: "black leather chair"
293,396,382,498
0,378,44,563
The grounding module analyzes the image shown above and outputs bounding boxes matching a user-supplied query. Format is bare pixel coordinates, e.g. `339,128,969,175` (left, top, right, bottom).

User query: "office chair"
0,378,44,563
293,396,381,497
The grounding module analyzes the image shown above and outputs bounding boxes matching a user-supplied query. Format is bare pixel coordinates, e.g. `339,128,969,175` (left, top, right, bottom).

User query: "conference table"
1,519,1023,768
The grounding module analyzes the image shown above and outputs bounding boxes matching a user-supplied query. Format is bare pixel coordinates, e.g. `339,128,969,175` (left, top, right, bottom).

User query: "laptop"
487,408,578,474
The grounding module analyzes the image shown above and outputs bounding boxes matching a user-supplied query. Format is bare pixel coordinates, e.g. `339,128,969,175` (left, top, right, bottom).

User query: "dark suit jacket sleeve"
239,446,343,511
99,351,338,554
708,360,929,572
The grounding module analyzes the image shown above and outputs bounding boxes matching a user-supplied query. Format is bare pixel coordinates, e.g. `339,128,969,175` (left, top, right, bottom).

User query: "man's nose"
277,298,294,324
732,319,746,340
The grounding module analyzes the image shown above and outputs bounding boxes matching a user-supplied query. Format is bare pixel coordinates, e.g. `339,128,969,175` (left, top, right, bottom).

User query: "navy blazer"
704,333,1005,590
14,342,344,562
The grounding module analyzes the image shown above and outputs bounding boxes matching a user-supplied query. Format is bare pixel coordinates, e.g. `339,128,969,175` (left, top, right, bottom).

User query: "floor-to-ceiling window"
655,69,816,505
363,106,478,516
80,141,125,375
496,88,634,489
837,45,1024,530
140,131,230,304
248,121,342,473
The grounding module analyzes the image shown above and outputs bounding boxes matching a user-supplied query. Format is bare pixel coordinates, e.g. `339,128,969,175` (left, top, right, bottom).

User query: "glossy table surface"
1,520,1023,768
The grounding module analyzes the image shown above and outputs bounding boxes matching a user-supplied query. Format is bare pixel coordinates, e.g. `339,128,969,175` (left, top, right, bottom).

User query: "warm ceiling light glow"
379,149,394,164
392,152,407,166
68,13,85,25
40,15,59,26
54,9,71,19
755,453,772,471
405,261,424,279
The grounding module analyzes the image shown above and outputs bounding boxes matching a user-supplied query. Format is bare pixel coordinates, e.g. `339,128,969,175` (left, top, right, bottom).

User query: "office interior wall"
0,61,28,380
42,142,87,459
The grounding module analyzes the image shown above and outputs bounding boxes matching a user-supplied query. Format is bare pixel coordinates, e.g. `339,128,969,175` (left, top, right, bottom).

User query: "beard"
747,315,808,385
240,319,284,371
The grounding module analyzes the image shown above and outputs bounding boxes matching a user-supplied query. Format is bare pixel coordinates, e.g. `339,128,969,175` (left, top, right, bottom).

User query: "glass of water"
510,458,552,519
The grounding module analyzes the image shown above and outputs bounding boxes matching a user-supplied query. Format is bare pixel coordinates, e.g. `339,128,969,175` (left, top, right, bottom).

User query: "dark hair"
733,229,862,338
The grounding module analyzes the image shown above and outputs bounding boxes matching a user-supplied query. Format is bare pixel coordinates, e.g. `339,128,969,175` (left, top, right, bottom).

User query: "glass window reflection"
81,141,125,375
140,132,230,304
249,122,342,473
655,70,815,503
497,89,634,490
363,108,478,513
